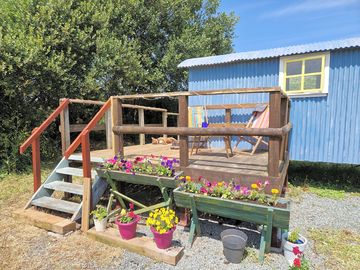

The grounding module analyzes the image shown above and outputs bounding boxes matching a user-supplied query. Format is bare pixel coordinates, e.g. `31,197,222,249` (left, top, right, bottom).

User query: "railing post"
31,128,41,192
225,108,231,124
111,97,124,157
279,97,289,161
105,109,112,149
178,96,189,168
162,111,168,138
60,100,71,155
138,108,145,145
81,130,91,232
268,91,281,177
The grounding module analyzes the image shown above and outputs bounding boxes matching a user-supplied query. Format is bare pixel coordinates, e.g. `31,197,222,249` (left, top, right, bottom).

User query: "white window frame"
279,52,330,98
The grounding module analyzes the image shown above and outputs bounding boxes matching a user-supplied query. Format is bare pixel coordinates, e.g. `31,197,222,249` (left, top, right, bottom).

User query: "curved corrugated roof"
178,37,360,68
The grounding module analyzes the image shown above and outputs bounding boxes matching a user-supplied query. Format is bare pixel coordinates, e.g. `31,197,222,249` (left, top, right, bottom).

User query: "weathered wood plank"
68,124,106,133
81,177,91,232
14,208,76,235
44,181,83,195
31,197,79,214
138,108,145,145
60,103,71,155
56,167,96,178
87,227,184,266
111,97,124,156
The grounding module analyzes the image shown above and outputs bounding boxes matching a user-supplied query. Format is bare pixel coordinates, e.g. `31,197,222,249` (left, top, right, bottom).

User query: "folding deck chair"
189,106,233,158
234,104,269,155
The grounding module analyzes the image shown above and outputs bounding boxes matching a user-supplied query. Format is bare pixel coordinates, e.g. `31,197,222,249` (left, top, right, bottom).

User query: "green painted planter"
96,169,182,189
173,186,290,263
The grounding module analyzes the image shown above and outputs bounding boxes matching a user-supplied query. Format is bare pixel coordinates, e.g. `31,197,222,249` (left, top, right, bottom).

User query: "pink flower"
200,187,207,193
264,180,270,186
125,161,133,169
125,169,130,173
241,187,250,195
293,246,301,256
162,156,168,161
129,202,134,210
293,258,301,267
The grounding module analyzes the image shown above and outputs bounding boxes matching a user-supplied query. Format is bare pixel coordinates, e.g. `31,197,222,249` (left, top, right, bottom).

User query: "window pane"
286,61,302,75
305,58,322,73
304,75,321,89
286,77,301,91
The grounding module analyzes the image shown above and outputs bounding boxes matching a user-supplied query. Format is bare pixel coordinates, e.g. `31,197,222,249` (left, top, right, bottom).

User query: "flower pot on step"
93,217,108,232
282,232,308,265
115,215,140,240
150,226,176,249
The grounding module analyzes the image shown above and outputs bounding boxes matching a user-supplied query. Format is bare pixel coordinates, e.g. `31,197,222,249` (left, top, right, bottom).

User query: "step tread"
56,167,96,178
44,181,83,195
31,197,80,214
68,155,105,163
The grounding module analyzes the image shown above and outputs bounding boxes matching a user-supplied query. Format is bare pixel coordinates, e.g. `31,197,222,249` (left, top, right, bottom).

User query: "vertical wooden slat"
162,111,168,138
31,128,41,192
105,109,112,149
138,108,145,145
81,177,91,232
59,102,70,155
225,108,231,124
268,91,281,177
111,97,124,157
178,96,189,168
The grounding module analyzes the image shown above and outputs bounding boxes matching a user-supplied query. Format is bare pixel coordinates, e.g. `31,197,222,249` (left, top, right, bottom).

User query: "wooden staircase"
25,155,107,222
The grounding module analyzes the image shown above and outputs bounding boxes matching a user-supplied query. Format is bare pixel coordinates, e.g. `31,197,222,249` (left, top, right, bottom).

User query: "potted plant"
114,203,140,240
90,205,108,232
289,246,311,270
282,228,308,265
146,208,179,249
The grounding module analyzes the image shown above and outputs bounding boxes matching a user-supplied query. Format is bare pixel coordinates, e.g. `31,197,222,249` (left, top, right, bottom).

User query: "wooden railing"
19,99,70,192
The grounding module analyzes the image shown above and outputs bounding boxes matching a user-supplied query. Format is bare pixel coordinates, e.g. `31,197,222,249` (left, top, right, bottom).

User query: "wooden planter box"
96,169,181,189
173,186,290,262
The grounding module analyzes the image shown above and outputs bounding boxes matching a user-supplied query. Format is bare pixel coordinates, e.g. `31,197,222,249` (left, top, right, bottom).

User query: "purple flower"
206,181,212,187
235,185,241,191
161,161,165,166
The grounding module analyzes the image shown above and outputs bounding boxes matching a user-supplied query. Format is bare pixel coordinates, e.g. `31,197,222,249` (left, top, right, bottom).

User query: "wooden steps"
56,167,96,178
14,208,76,235
87,227,184,266
44,181,83,195
68,154,105,163
32,197,80,214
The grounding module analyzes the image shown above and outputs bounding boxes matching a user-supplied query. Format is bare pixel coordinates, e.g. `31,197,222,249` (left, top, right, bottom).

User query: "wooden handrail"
20,99,70,154
64,99,111,159
112,125,289,137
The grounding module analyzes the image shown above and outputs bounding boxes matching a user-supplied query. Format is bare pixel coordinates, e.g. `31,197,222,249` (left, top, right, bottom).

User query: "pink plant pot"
115,215,140,240
150,226,176,249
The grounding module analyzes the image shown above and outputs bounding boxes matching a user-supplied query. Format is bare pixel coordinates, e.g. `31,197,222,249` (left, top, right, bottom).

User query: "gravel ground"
112,192,360,270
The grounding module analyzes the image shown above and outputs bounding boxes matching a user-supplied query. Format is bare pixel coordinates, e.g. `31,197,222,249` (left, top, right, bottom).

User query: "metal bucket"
221,229,248,263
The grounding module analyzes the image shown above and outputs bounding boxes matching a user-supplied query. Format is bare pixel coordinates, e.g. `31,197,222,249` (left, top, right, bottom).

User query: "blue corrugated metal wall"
188,49,360,164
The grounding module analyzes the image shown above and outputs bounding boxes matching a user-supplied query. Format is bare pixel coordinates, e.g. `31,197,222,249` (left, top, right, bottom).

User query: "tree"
0,0,238,172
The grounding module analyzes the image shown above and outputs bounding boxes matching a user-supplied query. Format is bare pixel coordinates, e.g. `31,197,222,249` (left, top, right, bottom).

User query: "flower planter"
97,169,182,189
93,217,108,232
115,215,140,240
173,186,290,262
151,226,176,249
282,232,308,265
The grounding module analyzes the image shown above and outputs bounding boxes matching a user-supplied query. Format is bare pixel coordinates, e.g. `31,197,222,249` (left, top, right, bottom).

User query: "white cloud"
263,0,360,18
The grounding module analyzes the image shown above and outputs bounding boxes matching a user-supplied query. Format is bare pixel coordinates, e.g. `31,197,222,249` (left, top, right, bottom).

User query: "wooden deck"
81,143,268,177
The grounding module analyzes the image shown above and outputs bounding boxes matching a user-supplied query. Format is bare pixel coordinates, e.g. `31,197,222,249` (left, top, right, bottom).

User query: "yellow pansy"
251,183,258,189
271,188,279,194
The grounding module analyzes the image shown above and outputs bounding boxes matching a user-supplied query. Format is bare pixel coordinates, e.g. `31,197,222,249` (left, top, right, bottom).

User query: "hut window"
279,52,330,97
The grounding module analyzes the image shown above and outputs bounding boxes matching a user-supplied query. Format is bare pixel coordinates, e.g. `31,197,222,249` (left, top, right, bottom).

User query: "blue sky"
219,0,360,52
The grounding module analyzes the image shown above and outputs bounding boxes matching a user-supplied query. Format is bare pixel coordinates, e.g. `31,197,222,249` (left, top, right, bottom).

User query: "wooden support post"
265,208,274,252
81,177,91,232
105,109,112,149
60,102,71,155
279,97,289,161
81,130,91,178
178,96,189,168
162,111,168,138
138,108,145,145
268,92,281,177
31,128,41,192
111,97,124,157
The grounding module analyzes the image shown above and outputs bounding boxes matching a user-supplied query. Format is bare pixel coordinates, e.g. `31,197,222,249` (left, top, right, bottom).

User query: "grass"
309,229,360,270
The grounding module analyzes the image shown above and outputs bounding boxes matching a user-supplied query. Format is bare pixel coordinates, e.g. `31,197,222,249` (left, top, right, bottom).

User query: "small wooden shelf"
86,227,184,266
